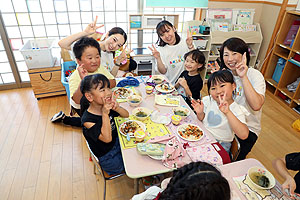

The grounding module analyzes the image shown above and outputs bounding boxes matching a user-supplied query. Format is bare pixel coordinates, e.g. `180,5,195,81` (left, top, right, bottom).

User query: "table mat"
233,174,289,200
115,116,171,149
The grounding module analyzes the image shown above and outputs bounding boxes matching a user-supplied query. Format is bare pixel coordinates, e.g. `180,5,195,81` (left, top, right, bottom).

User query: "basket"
61,61,77,100
20,39,55,69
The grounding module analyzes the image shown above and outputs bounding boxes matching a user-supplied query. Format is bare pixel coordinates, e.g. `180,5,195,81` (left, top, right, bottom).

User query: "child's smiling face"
184,55,202,74
77,46,100,73
209,81,236,104
89,83,112,105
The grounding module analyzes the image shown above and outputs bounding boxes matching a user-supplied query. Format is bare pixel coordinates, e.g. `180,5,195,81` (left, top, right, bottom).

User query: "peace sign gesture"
148,44,160,59
115,45,132,65
84,16,104,35
186,28,194,49
218,92,230,114
236,53,248,78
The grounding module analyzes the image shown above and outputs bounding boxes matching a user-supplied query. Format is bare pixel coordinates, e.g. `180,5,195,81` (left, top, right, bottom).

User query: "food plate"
147,154,163,160
155,83,175,93
119,120,146,138
113,87,133,99
177,123,204,142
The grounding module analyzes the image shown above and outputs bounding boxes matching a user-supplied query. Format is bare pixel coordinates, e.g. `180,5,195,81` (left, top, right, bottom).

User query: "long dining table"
115,76,230,193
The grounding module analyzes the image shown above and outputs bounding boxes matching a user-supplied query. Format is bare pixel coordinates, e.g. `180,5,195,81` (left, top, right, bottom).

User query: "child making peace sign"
191,70,249,154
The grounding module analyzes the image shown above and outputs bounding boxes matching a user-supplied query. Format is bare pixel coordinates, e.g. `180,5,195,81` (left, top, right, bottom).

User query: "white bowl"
152,75,164,84
247,166,276,190
127,95,143,107
172,106,190,120
132,107,152,121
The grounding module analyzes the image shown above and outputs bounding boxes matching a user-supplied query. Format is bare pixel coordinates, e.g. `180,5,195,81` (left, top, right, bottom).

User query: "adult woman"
59,16,127,77
217,37,266,160
148,20,194,85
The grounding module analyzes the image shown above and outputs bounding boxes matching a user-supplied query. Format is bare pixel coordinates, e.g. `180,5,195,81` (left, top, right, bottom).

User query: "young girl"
215,37,266,160
148,20,194,85
58,16,128,77
175,49,205,107
80,74,129,175
191,70,249,154
132,161,231,200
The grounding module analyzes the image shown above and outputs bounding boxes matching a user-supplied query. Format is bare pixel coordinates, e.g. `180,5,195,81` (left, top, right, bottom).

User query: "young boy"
272,152,300,198
51,37,116,126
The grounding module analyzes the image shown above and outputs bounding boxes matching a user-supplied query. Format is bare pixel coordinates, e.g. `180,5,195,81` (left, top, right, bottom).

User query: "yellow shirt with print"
69,65,114,100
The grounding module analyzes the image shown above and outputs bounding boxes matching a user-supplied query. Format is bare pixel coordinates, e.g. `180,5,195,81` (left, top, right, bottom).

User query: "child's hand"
191,99,204,114
236,53,248,78
210,60,220,73
77,64,88,80
148,44,160,59
177,77,188,88
218,92,230,114
282,176,297,197
186,28,193,49
102,97,113,115
111,98,120,111
115,45,132,65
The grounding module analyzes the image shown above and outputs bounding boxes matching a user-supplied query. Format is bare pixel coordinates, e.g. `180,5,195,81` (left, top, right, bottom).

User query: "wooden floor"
0,87,299,200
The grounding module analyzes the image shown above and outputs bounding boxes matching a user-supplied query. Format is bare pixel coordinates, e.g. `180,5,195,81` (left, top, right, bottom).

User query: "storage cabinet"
28,65,66,99
184,20,262,81
264,10,300,114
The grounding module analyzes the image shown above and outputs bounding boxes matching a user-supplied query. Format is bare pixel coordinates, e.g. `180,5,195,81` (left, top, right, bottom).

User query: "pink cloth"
147,135,187,169
185,144,223,166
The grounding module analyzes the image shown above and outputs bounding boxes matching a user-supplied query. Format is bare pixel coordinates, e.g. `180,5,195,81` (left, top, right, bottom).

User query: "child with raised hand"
175,49,205,108
191,70,249,154
59,16,128,77
213,37,266,160
80,74,129,175
131,161,231,200
148,20,194,85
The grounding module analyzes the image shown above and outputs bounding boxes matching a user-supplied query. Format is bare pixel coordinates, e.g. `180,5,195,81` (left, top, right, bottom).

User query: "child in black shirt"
175,49,206,108
80,74,129,175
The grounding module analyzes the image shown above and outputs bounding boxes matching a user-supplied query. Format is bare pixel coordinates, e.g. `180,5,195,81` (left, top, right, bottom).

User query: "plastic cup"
145,86,153,94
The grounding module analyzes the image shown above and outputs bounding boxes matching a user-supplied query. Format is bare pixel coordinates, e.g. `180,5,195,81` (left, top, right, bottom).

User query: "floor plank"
0,87,299,200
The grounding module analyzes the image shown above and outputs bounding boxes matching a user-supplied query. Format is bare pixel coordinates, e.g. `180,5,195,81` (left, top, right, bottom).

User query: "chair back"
230,136,241,161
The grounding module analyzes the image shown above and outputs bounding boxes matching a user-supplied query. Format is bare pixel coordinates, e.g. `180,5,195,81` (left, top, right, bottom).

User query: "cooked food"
174,110,187,116
114,88,130,99
250,172,270,188
120,121,141,135
135,111,147,117
178,124,203,140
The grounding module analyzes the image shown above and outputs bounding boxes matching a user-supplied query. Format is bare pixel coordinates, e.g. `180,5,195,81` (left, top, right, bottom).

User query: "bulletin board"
145,0,208,8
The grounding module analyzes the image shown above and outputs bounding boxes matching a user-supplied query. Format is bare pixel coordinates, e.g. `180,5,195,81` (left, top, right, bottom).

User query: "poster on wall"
145,0,208,8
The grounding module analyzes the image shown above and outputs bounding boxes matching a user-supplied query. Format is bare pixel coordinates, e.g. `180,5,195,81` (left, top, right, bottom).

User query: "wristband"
115,62,121,67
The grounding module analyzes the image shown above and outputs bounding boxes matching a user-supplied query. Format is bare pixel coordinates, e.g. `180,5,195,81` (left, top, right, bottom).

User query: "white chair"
230,136,241,162
85,140,125,200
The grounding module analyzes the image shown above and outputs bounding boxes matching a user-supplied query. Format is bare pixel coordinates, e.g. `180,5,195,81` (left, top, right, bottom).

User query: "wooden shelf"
266,78,278,88
264,10,300,115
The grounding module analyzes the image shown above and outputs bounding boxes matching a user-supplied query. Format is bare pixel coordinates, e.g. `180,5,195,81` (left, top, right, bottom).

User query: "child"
148,20,194,85
80,74,129,175
214,37,266,160
175,49,205,107
58,16,128,77
191,70,249,154
51,37,116,127
272,153,300,198
131,161,231,200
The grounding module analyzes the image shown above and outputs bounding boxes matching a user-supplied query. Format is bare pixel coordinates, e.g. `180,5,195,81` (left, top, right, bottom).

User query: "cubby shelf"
264,10,300,114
